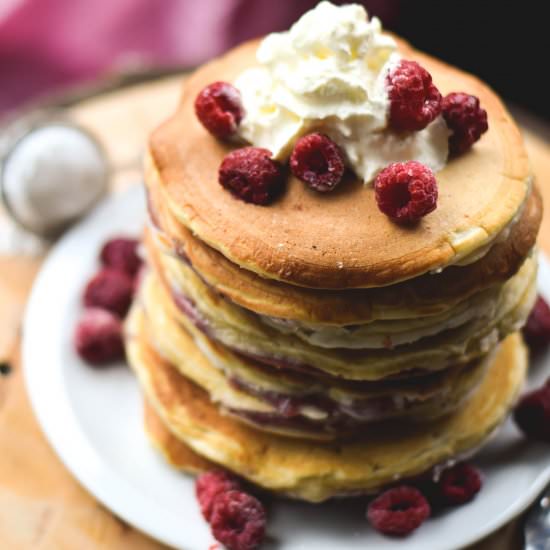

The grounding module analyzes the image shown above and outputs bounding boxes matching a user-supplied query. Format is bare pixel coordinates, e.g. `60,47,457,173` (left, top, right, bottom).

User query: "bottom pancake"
126,311,527,502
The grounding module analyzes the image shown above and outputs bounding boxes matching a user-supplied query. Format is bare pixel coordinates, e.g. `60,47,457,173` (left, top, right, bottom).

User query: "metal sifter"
0,111,110,238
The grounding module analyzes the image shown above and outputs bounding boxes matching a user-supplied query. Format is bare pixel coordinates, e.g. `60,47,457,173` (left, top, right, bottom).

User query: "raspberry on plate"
210,490,266,550
74,308,124,365
367,485,430,537
290,133,345,192
218,147,285,205
195,82,244,140
374,161,438,223
196,470,241,521
387,60,442,132
100,237,142,277
83,268,134,318
522,295,550,351
442,92,488,155
514,382,550,441
438,462,482,505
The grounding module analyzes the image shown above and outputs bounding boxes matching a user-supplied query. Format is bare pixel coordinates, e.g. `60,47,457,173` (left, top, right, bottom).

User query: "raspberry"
438,462,482,505
514,382,550,441
100,237,142,277
195,82,244,140
83,268,134,318
219,147,284,205
374,161,438,223
74,308,124,365
196,470,241,521
367,486,430,537
442,92,488,155
387,60,442,132
522,296,550,351
210,490,266,550
289,133,345,192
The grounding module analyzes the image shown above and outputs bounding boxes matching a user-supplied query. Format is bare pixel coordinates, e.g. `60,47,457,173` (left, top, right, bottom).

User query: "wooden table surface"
0,76,548,550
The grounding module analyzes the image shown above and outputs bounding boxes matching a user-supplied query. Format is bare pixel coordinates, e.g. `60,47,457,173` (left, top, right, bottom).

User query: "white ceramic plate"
23,185,550,550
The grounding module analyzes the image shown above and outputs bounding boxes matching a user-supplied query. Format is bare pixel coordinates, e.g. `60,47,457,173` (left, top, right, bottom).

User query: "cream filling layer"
161,247,535,350
158,247,537,380
139,273,491,429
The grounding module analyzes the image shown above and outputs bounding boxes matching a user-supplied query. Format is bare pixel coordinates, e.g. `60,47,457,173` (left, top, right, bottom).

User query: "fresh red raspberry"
196,470,241,521
367,486,430,537
514,382,550,441
74,308,124,365
195,82,244,140
374,161,438,223
218,147,284,205
100,237,142,277
210,490,266,550
386,60,442,132
438,462,482,505
83,268,134,318
522,296,550,351
289,133,345,192
442,92,488,155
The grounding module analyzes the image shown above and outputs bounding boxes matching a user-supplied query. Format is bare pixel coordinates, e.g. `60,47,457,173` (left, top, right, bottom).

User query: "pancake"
146,174,542,324
147,37,531,289
126,319,527,502
156,239,504,349
145,236,537,379
137,277,492,437
143,399,214,474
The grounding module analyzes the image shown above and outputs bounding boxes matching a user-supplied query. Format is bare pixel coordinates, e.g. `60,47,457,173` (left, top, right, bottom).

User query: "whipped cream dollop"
235,1,449,183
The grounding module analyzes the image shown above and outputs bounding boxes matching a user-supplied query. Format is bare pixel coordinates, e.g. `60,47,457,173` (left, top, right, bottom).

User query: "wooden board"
1,76,549,549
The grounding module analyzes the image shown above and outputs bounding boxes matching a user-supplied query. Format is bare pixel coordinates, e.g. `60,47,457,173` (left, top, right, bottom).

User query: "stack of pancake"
125,38,542,502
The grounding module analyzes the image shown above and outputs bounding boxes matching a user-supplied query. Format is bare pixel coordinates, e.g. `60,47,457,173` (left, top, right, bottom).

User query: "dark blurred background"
1,0,548,122
395,1,549,122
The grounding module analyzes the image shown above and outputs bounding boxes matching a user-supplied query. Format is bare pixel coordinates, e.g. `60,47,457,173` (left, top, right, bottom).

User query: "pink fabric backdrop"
0,0,396,116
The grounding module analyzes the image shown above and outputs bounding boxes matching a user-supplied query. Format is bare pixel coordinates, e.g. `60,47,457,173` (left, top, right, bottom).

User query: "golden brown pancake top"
149,38,530,289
